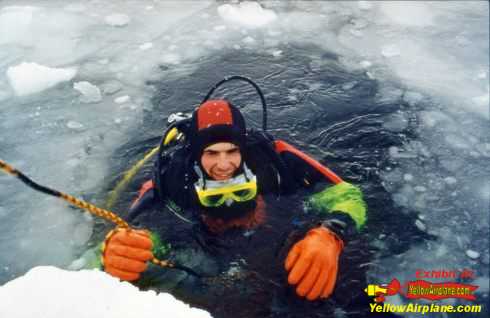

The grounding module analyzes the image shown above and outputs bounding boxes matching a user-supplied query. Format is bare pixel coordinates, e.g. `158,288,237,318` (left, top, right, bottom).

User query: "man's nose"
216,154,233,170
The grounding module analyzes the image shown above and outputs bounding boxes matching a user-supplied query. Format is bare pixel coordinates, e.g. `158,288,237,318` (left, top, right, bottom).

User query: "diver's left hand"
285,226,343,301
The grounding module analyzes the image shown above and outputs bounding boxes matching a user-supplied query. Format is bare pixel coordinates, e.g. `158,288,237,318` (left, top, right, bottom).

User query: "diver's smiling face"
201,142,241,181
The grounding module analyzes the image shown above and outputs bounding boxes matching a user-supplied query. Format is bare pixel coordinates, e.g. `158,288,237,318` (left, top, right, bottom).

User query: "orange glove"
285,226,343,301
102,228,154,281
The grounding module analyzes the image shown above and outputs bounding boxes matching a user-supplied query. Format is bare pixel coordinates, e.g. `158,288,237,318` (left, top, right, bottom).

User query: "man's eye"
227,148,239,154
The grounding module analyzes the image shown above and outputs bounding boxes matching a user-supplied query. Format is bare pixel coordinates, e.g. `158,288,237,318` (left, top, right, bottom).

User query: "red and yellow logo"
365,269,479,303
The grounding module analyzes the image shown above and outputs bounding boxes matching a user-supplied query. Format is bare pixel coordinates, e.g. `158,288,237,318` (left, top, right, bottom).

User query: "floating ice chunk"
349,29,363,37
403,174,413,182
139,42,153,50
6,62,77,96
218,2,277,28
358,1,373,10
466,250,480,259
161,53,180,65
414,186,426,192
214,25,227,31
381,44,400,58
233,44,241,50
342,82,357,90
73,81,102,103
101,80,122,95
267,30,281,37
271,50,282,57
444,177,457,185
114,95,130,104
66,120,84,130
415,219,426,231
105,13,131,27
0,266,212,318
360,60,372,68
242,36,256,44
477,71,487,79
145,6,154,11
388,146,416,159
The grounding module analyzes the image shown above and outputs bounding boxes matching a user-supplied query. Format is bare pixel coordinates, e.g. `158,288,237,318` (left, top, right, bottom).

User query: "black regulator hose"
201,75,268,132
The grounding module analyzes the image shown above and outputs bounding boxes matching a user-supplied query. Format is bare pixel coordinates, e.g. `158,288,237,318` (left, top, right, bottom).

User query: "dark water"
94,44,445,318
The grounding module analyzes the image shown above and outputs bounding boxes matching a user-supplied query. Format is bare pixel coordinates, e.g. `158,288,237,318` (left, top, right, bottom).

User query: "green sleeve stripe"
149,232,171,260
308,181,367,230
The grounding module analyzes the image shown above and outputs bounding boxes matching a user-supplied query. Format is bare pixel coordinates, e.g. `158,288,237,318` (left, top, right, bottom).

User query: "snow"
379,2,434,27
381,44,401,58
66,120,84,130
218,1,277,28
161,53,181,65
466,250,480,259
271,50,282,57
242,36,256,44
0,0,210,285
0,0,488,314
6,62,77,96
0,6,40,44
214,25,227,31
105,13,131,27
358,1,373,11
73,81,102,103
139,42,153,50
0,266,212,318
114,95,131,104
415,219,426,232
359,60,372,68
64,4,86,13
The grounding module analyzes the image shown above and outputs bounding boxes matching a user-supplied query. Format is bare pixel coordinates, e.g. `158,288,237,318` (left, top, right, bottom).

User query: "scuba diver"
97,76,367,315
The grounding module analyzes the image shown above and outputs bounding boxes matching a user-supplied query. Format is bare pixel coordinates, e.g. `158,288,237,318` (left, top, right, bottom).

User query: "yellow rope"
60,193,129,228
0,159,174,269
105,127,180,209
105,146,160,209
0,160,18,176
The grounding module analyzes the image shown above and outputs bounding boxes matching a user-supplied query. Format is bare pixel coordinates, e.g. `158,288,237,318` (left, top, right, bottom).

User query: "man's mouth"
214,173,232,180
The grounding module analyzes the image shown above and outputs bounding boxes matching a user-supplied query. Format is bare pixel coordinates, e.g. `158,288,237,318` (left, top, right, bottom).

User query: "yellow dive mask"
194,164,257,207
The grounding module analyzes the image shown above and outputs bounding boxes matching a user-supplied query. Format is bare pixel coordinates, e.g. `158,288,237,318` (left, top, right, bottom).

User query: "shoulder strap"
245,129,297,193
274,140,343,184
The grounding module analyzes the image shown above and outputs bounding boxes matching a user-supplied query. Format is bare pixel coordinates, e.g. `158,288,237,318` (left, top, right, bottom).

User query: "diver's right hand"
102,228,154,281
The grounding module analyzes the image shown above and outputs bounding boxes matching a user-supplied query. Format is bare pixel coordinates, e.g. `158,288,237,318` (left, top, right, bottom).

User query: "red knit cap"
189,100,246,159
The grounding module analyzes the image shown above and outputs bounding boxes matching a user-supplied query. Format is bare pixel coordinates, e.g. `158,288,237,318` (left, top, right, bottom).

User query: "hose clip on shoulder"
168,112,192,125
